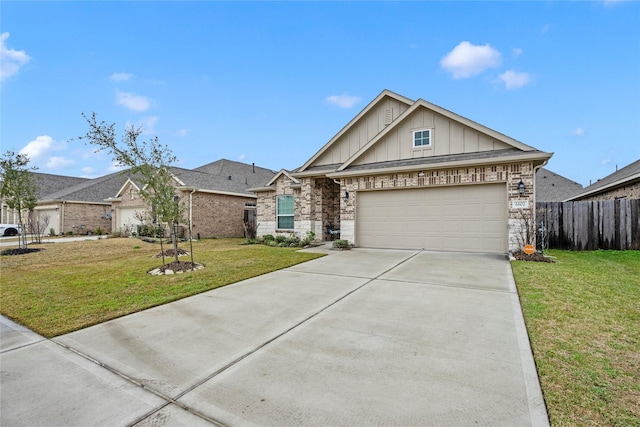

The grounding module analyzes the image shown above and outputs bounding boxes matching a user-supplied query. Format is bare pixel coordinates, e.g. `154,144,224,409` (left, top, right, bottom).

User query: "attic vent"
384,109,393,125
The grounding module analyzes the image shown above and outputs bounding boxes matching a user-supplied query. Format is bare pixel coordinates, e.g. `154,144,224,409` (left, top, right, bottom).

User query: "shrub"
333,239,350,249
263,234,275,242
275,235,286,244
95,227,103,236
49,228,56,237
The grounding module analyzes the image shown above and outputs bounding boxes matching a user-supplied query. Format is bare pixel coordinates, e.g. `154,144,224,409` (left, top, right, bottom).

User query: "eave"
327,151,553,179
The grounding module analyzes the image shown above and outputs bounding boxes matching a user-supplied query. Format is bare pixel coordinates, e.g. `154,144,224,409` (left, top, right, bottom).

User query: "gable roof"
39,170,137,204
535,168,583,202
566,159,640,201
295,89,552,178
297,90,414,172
247,169,300,193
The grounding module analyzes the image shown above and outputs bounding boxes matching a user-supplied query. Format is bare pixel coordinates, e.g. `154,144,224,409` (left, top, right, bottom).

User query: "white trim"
412,128,432,149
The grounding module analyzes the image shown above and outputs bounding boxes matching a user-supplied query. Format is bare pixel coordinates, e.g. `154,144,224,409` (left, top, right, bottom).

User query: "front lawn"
512,250,640,426
0,237,323,337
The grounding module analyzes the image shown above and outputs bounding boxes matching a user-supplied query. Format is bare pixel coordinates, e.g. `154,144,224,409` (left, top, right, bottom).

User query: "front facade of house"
254,90,552,253
110,163,273,238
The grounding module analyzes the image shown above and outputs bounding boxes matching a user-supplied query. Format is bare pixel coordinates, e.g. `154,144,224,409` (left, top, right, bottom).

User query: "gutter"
565,172,640,201
327,151,553,179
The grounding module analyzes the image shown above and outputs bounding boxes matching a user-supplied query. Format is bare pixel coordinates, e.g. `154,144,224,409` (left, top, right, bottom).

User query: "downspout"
60,201,65,235
189,188,196,239
533,160,549,250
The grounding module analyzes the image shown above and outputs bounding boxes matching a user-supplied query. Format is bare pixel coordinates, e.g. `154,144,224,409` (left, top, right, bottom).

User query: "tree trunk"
171,220,179,263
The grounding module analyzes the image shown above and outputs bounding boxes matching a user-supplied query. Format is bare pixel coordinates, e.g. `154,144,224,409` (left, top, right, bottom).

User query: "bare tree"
29,212,50,244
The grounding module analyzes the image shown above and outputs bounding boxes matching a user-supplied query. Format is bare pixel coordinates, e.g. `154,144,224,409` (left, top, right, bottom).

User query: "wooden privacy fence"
536,200,640,250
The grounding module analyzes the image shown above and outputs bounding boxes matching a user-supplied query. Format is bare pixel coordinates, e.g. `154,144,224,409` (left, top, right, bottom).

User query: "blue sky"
2,1,639,187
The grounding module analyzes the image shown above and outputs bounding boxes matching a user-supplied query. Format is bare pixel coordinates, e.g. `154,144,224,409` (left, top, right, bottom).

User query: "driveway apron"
1,249,548,426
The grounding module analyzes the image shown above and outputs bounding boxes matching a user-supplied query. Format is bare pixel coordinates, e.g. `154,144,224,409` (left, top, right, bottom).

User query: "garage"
34,207,59,235
116,207,145,233
356,183,507,253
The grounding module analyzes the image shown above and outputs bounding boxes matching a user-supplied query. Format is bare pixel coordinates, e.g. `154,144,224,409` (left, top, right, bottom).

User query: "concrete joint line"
375,277,516,294
171,251,422,402
52,340,228,427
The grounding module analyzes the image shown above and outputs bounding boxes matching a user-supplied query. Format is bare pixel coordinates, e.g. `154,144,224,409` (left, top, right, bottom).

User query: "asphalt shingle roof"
535,168,583,202
193,159,276,190
34,160,277,203
40,170,138,203
569,159,640,200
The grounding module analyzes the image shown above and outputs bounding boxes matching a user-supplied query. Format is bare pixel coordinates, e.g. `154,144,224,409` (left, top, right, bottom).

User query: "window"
277,195,294,229
413,129,431,148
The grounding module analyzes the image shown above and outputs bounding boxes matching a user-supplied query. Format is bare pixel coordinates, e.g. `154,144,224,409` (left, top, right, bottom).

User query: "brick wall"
578,181,640,201
338,162,536,251
190,192,255,238
62,203,112,235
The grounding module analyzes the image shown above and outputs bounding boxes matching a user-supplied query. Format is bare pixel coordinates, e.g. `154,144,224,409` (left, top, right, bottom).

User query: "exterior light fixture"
343,191,349,201
418,171,425,177
518,180,526,196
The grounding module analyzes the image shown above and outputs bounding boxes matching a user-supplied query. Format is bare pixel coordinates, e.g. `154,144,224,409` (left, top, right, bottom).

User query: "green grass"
512,250,640,426
0,237,323,337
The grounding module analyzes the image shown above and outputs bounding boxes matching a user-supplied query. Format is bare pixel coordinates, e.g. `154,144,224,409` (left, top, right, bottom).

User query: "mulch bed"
512,251,555,263
153,248,189,258
1,248,43,256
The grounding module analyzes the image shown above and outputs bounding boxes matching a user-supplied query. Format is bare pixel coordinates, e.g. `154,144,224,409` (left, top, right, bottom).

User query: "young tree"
79,112,187,265
0,151,38,249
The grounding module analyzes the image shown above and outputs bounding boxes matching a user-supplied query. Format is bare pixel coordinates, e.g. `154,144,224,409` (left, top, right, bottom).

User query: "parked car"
0,224,22,237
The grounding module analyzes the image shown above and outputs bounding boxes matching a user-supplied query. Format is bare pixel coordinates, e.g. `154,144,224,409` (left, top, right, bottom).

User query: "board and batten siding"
354,108,513,166
315,97,410,166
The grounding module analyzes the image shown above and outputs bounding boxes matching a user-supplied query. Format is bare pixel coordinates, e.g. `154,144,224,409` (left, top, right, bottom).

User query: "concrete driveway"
1,248,548,426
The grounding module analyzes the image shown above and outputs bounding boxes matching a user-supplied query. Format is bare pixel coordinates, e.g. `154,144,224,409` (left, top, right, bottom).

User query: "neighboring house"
109,160,276,238
566,159,640,201
535,168,583,202
251,89,553,253
33,171,135,235
1,173,89,226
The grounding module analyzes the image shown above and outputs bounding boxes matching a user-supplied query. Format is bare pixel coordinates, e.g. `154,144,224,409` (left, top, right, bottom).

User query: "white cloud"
237,154,246,160
541,24,551,34
325,94,361,109
512,48,523,58
46,156,75,169
107,161,127,173
126,116,159,135
18,135,74,171
498,70,531,89
109,72,135,82
116,91,150,112
571,127,586,136
440,41,502,79
601,158,612,165
0,32,31,83
19,135,59,160
175,128,188,137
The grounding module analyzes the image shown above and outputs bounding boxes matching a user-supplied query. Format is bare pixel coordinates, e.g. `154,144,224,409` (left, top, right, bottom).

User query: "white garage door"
356,183,507,253
34,208,59,235
117,207,146,233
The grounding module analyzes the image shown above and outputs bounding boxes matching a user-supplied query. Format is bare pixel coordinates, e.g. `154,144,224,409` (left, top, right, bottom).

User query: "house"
566,159,640,201
1,172,88,226
535,168,583,202
32,171,136,235
110,160,276,238
252,90,553,253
